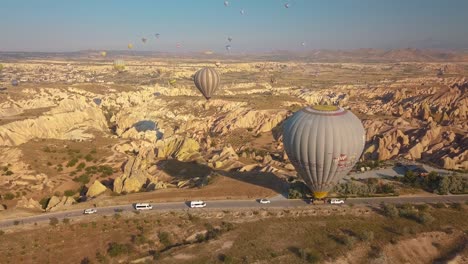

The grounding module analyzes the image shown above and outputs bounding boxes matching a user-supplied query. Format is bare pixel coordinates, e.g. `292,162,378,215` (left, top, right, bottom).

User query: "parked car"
134,203,153,210
259,198,271,204
330,199,345,205
83,208,97,214
190,200,207,208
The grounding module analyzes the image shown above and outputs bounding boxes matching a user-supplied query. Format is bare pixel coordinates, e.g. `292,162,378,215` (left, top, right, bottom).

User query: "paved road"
1,195,467,229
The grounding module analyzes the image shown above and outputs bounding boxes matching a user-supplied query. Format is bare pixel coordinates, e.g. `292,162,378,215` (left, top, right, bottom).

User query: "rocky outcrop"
113,146,163,194
0,98,108,146
15,197,42,211
86,180,108,197
155,136,200,161
208,145,244,170
45,196,75,212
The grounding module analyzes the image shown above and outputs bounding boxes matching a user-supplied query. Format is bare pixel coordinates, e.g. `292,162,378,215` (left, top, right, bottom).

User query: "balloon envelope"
193,67,220,100
224,1,229,6
11,80,19,86
101,51,107,57
128,43,133,49
113,60,126,72
282,105,365,198
93,98,102,106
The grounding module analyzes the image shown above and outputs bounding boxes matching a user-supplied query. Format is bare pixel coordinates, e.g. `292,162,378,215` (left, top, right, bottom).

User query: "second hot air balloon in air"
282,105,365,199
193,67,220,100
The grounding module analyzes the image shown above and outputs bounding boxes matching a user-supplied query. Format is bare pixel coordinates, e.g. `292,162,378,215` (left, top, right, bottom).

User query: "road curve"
0,195,467,229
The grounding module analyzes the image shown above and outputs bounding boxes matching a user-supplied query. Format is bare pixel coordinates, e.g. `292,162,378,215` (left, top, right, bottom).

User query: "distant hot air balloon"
142,37,147,44
113,60,126,72
93,98,102,106
301,42,306,47
155,33,160,39
225,45,232,51
193,67,220,100
215,62,221,67
11,80,19,86
224,1,229,7
284,3,290,8
101,51,107,57
227,37,233,42
282,105,365,199
128,43,134,49
240,9,245,15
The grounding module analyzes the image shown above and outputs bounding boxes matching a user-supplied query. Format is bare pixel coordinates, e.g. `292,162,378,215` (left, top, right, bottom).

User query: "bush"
3,193,15,200
76,162,86,171
4,170,13,176
13,220,20,225
107,242,131,257
360,230,374,241
66,158,79,167
64,190,76,197
158,232,171,247
62,218,70,224
298,248,320,263
418,212,435,225
382,203,399,218
84,154,94,162
450,203,462,211
49,217,59,226
195,233,205,243
73,174,90,185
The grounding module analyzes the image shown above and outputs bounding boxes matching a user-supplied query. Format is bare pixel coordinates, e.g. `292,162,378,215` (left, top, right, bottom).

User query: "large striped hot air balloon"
193,67,220,100
113,60,126,72
282,105,365,199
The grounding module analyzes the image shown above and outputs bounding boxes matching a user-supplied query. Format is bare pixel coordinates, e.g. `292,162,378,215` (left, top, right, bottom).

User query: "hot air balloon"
282,105,365,199
301,42,306,47
224,1,229,7
240,9,245,15
142,37,147,44
93,98,102,106
215,62,221,67
101,51,107,57
155,33,160,39
193,67,220,100
227,37,233,42
284,3,290,8
225,45,232,51
128,43,134,49
113,60,126,72
11,80,19,87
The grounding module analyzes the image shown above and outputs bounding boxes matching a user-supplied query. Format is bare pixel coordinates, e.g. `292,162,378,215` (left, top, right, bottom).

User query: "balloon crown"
303,105,346,115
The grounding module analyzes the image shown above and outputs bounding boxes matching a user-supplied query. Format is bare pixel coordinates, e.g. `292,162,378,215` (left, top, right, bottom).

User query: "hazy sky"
1,0,467,52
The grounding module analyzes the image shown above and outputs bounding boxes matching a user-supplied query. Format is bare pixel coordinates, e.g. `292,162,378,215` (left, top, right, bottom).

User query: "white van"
134,203,153,210
330,199,345,205
190,200,206,208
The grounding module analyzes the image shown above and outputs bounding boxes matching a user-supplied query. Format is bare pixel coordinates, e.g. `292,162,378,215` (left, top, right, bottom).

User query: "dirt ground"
0,204,466,264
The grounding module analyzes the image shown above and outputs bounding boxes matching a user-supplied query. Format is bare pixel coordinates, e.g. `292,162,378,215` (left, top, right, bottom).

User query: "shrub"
84,154,94,162
382,203,399,218
66,158,79,167
418,212,435,225
107,242,131,257
360,230,374,241
3,193,15,200
4,170,13,176
73,174,90,184
76,162,86,171
195,233,205,243
64,190,76,197
49,217,59,226
13,220,20,225
450,203,462,211
62,218,70,224
298,248,320,263
158,231,171,247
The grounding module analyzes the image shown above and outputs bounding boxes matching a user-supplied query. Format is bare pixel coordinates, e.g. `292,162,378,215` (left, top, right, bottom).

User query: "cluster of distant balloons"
100,1,305,57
